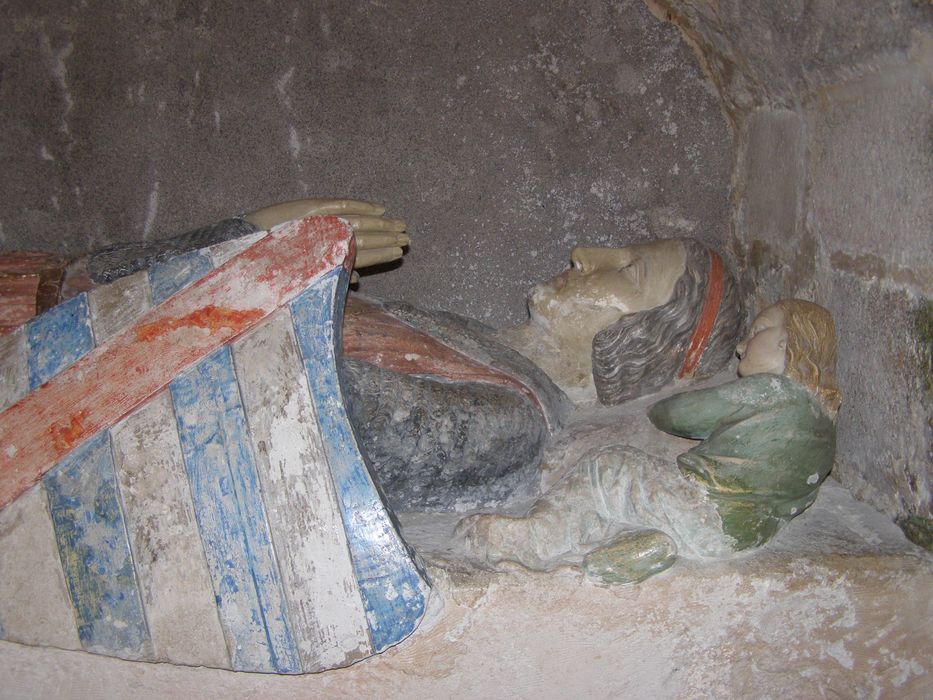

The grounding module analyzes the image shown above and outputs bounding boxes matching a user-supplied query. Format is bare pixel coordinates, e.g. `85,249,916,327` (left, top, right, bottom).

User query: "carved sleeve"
647,382,747,439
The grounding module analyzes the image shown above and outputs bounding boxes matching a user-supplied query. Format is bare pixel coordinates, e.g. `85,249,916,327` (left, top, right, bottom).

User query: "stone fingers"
353,224,409,268
342,215,406,232
355,247,404,269
243,198,387,230
354,231,410,250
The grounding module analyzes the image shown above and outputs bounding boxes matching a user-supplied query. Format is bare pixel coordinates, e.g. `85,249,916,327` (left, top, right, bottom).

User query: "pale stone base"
3,481,930,699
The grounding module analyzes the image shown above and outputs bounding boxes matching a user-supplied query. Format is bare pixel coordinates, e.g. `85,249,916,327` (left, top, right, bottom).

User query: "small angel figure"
457,299,841,584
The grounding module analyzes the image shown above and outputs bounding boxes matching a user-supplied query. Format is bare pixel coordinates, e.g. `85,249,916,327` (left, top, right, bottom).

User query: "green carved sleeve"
648,381,755,439
651,374,837,551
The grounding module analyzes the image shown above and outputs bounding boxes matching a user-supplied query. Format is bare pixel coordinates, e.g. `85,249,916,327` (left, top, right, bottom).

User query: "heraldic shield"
0,216,430,673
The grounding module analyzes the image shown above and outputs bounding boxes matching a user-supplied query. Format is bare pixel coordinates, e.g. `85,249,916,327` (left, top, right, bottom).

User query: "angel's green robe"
649,373,836,550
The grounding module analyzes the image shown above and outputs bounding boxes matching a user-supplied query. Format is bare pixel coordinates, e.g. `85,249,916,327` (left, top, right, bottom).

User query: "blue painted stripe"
26,294,95,389
290,268,428,651
25,291,151,659
148,249,214,305
44,431,151,658
151,244,300,672
152,243,300,672
170,346,300,674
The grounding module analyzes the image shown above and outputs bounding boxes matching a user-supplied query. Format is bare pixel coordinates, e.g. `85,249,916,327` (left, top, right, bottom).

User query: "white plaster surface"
2,436,930,699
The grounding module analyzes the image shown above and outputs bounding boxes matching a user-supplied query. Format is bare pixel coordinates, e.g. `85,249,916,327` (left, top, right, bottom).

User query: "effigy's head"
527,238,744,405
529,239,687,331
738,299,841,415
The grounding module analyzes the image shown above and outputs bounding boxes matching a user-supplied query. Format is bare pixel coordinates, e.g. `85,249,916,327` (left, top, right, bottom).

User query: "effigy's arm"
84,197,409,284
0,216,429,673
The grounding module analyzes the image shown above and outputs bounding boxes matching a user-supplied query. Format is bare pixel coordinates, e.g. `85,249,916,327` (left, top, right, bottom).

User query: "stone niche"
0,0,931,697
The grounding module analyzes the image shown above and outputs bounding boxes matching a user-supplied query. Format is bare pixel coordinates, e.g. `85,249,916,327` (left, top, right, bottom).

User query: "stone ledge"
2,482,930,698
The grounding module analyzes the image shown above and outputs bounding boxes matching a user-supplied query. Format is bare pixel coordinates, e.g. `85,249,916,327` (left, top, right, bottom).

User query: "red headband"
678,249,724,378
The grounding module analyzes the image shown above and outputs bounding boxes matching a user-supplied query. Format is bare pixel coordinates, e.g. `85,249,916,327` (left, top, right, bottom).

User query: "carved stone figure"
0,217,431,673
456,299,841,584
495,239,743,404
1,199,746,512
340,236,745,511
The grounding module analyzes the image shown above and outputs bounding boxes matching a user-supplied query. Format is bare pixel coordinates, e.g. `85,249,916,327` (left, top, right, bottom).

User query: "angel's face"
736,305,787,377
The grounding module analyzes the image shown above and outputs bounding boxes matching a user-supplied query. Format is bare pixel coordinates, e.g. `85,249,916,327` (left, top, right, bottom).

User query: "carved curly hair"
773,299,842,415
591,239,744,405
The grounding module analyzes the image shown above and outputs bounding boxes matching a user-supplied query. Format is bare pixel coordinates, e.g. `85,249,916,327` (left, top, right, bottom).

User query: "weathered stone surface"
735,109,808,303
810,55,933,298
378,300,570,431
0,0,730,328
343,359,546,512
652,1,933,522
1,481,929,698
821,275,932,520
646,0,932,117
339,296,570,512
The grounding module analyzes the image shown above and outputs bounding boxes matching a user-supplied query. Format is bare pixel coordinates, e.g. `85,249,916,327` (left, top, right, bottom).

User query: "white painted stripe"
32,299,149,659
109,395,230,667
208,230,266,268
87,271,153,343
0,484,81,650
170,347,301,673
0,327,78,652
0,327,28,411
151,249,301,673
90,276,230,668
233,310,372,671
290,270,430,651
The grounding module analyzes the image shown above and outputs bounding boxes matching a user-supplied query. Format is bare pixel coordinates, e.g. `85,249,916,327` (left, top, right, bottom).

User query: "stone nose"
735,340,747,359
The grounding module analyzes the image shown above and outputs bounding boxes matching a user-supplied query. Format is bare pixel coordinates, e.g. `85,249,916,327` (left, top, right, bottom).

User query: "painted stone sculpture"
344,236,745,511
0,217,429,673
494,239,743,403
21,204,746,514
341,296,569,511
456,299,841,584
81,198,410,284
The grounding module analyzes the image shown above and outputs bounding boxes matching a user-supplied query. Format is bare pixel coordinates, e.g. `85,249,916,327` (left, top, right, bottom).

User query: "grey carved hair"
591,239,744,405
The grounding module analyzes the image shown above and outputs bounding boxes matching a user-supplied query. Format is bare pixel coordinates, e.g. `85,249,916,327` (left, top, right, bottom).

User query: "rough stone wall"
4,0,928,524
0,0,731,326
649,0,933,522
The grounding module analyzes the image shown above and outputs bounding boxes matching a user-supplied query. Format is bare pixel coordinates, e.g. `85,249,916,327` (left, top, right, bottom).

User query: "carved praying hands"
244,198,409,270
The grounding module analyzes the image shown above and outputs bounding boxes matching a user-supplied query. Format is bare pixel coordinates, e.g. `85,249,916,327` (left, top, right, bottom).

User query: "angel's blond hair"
773,299,842,415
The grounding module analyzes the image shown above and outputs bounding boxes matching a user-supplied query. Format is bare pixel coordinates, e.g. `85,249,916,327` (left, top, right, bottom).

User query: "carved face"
736,305,787,376
527,239,687,342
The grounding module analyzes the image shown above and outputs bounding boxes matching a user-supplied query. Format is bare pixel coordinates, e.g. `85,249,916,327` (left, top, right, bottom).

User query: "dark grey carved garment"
340,302,570,513
88,218,259,283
